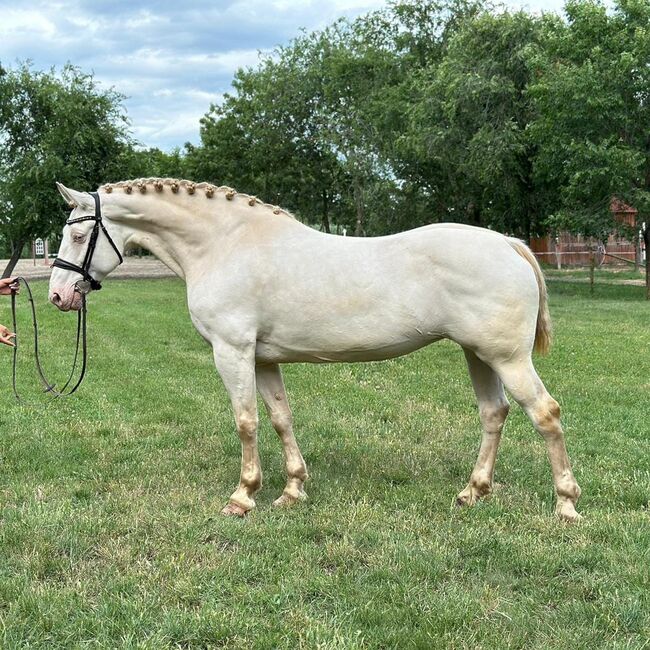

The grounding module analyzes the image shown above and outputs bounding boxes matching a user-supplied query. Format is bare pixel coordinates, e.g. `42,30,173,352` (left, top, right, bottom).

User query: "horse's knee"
532,398,562,438
236,412,258,439
479,400,510,434
549,399,561,420
269,408,292,434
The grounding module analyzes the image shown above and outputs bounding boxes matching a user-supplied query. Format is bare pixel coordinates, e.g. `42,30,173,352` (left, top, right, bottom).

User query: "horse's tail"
507,238,552,355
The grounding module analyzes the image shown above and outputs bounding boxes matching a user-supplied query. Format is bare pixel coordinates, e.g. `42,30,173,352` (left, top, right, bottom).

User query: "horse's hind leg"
457,348,510,507
492,356,581,522
256,363,308,507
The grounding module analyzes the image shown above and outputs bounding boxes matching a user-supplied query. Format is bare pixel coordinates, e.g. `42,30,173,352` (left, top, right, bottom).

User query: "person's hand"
0,277,19,296
0,324,15,347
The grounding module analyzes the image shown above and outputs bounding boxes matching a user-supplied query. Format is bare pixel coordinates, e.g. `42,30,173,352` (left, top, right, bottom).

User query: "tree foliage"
0,63,131,275
527,0,650,239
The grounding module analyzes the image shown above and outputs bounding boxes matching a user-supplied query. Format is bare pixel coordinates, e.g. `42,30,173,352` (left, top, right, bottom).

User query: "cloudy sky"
0,0,577,151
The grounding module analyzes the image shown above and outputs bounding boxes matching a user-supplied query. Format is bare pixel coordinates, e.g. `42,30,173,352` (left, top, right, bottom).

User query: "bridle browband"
52,191,123,291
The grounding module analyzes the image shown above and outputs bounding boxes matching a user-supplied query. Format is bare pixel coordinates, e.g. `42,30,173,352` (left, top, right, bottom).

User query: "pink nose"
50,292,63,308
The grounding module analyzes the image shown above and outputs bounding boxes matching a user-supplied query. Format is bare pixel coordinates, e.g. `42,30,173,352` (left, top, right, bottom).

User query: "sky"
0,0,581,151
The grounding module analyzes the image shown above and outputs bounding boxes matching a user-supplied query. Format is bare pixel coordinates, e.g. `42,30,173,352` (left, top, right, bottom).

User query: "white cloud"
107,47,264,77
132,109,208,144
0,8,59,42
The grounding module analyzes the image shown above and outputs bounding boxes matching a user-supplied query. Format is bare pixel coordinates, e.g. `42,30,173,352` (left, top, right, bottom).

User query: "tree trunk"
589,246,595,296
353,179,365,237
2,239,25,278
321,189,331,234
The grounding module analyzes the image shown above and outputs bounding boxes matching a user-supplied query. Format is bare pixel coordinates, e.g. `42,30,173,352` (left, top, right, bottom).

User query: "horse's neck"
115,195,217,280
109,192,297,280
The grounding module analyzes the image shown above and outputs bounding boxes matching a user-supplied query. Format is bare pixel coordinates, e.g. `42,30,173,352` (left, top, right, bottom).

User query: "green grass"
1,278,649,649
544,266,645,283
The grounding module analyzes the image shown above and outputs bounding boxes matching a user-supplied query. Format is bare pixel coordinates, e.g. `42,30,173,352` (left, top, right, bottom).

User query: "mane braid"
100,178,295,220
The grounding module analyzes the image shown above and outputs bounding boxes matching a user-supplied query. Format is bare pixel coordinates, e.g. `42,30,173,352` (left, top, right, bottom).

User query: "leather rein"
10,191,122,402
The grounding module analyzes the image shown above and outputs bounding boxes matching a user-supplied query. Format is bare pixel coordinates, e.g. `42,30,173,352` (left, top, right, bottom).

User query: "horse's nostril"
51,292,62,306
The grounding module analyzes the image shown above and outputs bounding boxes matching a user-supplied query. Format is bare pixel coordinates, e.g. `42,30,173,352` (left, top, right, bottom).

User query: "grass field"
1,277,648,649
543,266,646,284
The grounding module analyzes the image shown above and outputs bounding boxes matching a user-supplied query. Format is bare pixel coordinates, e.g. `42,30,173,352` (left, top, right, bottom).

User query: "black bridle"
52,191,123,291
10,191,123,402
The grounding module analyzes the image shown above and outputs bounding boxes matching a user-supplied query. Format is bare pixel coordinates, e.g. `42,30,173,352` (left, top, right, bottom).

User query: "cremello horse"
49,179,581,521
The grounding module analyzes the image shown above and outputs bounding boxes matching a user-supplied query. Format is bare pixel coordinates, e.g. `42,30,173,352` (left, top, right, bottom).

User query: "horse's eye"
72,233,86,244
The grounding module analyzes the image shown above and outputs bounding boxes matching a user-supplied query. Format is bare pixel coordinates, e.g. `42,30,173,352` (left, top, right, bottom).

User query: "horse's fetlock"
471,474,492,496
288,462,308,482
558,477,580,501
242,471,262,493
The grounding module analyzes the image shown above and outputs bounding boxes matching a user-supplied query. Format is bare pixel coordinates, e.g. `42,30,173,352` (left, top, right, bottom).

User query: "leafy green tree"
115,146,186,181
527,0,650,276
397,9,543,237
186,44,349,232
0,63,131,277
188,2,479,235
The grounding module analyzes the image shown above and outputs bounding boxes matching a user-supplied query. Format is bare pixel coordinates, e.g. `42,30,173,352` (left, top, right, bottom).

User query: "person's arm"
0,277,19,347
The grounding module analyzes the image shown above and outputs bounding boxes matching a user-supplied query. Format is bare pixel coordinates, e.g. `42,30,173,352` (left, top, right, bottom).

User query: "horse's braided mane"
100,178,295,220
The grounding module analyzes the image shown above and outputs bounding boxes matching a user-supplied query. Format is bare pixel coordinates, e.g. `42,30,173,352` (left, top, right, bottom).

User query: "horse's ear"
56,182,93,210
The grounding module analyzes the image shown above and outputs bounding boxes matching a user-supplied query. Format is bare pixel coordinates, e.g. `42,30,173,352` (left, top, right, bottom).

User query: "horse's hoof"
455,487,478,507
272,491,307,508
456,479,492,508
221,502,249,517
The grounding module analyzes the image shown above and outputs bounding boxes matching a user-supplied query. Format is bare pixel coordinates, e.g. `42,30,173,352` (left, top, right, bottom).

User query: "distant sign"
35,238,44,256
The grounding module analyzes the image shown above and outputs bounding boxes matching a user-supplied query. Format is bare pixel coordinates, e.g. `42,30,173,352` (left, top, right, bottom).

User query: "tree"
396,9,543,237
186,43,349,232
115,146,186,181
527,0,650,296
187,2,480,235
0,63,131,277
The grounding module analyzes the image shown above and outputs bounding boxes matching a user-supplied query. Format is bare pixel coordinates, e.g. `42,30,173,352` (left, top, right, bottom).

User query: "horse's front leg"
212,340,261,517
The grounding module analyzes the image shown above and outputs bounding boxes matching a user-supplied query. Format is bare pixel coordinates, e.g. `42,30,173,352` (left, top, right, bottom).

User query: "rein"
9,190,122,403
10,276,87,403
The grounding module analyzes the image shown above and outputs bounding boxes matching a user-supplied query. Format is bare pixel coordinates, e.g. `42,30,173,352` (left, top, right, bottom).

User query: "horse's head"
49,183,125,311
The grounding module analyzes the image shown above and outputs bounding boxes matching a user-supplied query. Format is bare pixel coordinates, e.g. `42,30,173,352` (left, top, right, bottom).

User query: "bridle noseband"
52,191,123,291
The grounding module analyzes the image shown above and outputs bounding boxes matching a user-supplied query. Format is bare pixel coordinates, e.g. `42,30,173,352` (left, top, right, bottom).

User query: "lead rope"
10,277,88,404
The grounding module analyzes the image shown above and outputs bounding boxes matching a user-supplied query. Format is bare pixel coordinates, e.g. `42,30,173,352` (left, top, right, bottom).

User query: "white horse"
49,179,581,521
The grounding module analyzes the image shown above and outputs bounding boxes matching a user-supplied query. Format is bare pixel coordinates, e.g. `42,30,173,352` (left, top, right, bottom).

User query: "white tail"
508,239,552,355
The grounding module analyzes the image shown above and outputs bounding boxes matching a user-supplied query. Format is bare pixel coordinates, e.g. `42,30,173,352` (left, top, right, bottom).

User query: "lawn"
543,266,646,283
1,277,648,649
